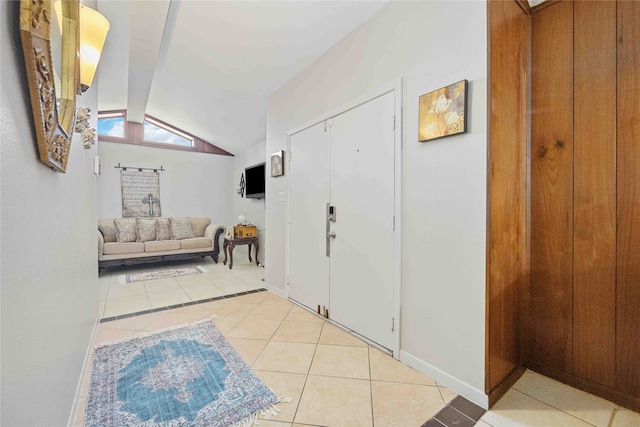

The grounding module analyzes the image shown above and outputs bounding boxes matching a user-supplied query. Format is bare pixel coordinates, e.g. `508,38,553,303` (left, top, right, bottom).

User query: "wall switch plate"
278,192,286,202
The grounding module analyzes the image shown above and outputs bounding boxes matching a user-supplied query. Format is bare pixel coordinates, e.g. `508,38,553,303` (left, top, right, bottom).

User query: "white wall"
232,141,266,265
97,141,234,228
1,1,101,424
265,1,487,405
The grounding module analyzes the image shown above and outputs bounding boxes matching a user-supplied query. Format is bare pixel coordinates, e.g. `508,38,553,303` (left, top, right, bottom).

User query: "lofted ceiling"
96,0,389,154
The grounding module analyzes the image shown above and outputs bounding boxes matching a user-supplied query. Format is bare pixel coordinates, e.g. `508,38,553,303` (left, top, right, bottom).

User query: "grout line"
607,407,618,427
99,289,268,323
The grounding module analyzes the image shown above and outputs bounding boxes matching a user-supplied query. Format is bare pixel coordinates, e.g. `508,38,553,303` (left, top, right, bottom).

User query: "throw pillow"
169,217,195,240
156,218,171,241
114,218,137,243
136,218,157,242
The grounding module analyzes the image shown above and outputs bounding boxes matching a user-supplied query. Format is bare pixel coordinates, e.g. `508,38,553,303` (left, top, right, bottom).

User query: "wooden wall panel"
617,0,640,397
487,0,528,398
530,0,574,373
572,0,617,388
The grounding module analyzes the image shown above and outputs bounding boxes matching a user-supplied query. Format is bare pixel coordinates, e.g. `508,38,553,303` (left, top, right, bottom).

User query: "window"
143,116,194,147
97,111,126,138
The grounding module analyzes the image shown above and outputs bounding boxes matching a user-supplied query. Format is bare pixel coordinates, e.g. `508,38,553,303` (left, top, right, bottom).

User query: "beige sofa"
98,217,225,274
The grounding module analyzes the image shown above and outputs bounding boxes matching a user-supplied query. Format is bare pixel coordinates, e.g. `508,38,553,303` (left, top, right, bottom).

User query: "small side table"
223,236,259,270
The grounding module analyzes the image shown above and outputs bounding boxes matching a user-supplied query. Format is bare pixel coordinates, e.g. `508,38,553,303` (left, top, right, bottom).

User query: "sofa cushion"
189,217,211,237
114,218,137,243
136,218,157,242
180,237,212,250
156,218,171,241
103,242,145,255
98,219,117,243
145,240,181,253
169,217,195,240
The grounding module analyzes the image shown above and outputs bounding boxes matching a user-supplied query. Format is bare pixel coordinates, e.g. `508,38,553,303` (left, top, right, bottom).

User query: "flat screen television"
245,162,265,199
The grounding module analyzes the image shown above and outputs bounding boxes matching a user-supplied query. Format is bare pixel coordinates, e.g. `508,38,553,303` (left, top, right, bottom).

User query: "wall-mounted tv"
245,162,265,199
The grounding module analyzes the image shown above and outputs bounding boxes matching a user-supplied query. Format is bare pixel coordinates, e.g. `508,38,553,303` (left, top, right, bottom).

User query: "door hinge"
317,304,322,314
324,307,330,319
392,317,395,332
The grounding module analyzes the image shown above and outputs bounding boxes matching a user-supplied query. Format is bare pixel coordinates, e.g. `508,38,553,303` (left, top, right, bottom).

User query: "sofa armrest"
204,224,225,263
98,230,105,257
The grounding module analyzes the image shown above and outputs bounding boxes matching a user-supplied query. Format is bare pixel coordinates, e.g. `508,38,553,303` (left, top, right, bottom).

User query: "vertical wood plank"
617,0,640,397
572,0,617,388
487,0,528,394
530,0,574,373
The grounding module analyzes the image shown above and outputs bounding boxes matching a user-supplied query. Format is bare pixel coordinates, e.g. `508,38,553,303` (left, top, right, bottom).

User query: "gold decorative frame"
20,0,79,172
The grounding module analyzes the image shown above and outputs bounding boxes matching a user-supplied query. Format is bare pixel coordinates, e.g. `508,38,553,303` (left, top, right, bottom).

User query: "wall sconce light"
79,4,110,92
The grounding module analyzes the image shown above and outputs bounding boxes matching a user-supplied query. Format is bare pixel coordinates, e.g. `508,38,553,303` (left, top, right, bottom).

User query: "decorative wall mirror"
20,0,80,172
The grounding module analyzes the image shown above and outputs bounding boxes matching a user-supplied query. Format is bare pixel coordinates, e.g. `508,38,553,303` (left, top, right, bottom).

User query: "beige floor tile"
227,318,282,340
226,337,268,366
285,305,325,323
146,291,191,309
254,421,291,427
318,322,367,347
272,321,323,344
181,285,225,301
371,381,445,427
261,292,289,304
103,299,152,318
612,408,640,427
74,397,87,427
437,383,457,404
475,421,493,426
253,370,307,422
143,278,182,290
481,389,594,427
142,309,213,331
232,292,269,304
208,300,257,318
309,345,370,379
175,274,212,287
210,275,253,289
370,346,436,385
294,375,373,427
249,302,293,321
513,370,616,427
219,283,259,295
252,341,317,374
210,315,244,335
107,282,147,298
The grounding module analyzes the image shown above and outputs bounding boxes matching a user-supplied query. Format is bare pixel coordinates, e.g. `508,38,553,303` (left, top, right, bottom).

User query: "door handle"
327,231,336,238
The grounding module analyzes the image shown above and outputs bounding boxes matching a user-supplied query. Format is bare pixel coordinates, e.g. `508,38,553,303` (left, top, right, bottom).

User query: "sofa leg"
212,228,223,263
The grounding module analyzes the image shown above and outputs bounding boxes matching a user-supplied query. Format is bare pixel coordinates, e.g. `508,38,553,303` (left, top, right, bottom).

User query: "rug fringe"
94,319,214,349
231,397,291,427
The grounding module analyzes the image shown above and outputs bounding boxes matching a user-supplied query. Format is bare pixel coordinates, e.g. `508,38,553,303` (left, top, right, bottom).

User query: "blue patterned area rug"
84,321,288,426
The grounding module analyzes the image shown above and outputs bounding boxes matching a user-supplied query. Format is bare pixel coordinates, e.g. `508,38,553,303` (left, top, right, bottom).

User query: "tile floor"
79,257,640,427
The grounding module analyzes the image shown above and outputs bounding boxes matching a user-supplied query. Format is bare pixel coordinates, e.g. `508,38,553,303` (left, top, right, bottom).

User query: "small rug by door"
85,320,288,426
125,266,206,283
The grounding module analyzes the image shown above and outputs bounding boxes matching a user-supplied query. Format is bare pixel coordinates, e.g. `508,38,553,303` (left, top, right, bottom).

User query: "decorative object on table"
234,224,257,238
19,0,80,172
124,266,206,284
120,167,162,217
237,173,245,197
418,79,468,142
270,150,285,177
238,215,248,226
84,320,289,426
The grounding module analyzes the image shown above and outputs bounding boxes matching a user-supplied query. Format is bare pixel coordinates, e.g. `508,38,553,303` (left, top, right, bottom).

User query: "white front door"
328,92,396,350
287,90,397,351
288,121,330,313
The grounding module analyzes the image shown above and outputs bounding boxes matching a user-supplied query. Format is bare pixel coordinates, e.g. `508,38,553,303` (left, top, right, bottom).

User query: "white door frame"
285,79,403,358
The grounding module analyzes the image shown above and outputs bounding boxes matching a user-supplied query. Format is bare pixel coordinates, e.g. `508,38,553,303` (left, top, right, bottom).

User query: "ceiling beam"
126,0,171,123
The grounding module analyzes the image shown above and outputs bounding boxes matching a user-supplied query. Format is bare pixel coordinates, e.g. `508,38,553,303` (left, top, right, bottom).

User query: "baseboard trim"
400,350,489,409
488,364,527,407
67,310,101,427
263,281,288,299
